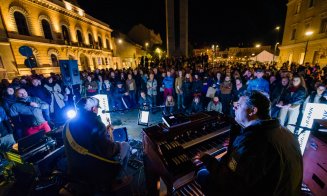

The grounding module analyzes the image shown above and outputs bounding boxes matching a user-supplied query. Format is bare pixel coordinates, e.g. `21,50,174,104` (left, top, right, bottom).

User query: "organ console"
143,111,231,195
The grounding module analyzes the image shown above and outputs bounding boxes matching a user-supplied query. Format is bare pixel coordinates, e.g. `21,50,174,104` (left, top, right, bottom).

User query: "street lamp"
273,42,280,63
118,39,123,44
303,31,314,64
255,44,261,62
155,48,162,59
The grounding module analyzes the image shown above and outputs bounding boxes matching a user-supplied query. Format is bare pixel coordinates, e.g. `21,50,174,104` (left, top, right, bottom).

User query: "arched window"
98,36,103,48
76,30,83,44
106,39,110,49
42,19,53,40
14,12,29,35
51,54,58,66
88,33,93,47
62,25,70,43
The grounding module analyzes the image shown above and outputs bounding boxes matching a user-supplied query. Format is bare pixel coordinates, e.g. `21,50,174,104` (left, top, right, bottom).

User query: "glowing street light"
255,44,261,48
155,48,162,58
275,26,280,31
118,39,123,44
305,31,313,36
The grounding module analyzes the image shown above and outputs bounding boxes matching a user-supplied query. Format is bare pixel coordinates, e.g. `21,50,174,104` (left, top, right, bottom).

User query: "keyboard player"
194,91,303,196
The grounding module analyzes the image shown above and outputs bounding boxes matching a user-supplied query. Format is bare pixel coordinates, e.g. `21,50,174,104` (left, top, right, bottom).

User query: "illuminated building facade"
0,0,116,79
279,0,327,66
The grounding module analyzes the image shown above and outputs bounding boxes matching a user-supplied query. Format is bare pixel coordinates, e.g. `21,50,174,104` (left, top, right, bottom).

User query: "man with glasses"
194,91,303,196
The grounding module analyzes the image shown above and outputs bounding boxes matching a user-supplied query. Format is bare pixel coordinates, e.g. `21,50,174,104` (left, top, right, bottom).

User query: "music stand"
138,107,150,126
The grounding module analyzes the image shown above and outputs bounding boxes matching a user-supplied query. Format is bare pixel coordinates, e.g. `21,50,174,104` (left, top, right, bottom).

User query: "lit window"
14,12,29,35
320,18,327,34
0,56,4,68
88,34,93,46
76,30,83,43
62,25,70,43
106,39,110,49
98,36,103,48
308,0,314,8
295,2,301,14
42,19,53,40
98,57,101,65
291,29,296,40
51,54,58,67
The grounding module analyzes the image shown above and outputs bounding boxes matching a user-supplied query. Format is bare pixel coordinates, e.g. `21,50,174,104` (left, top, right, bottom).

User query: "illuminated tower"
166,0,188,57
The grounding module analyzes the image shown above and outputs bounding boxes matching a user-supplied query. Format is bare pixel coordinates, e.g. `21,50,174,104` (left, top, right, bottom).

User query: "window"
320,18,327,34
14,12,29,35
105,58,108,65
106,39,110,49
51,54,58,66
291,29,296,40
102,58,105,65
42,19,53,40
88,33,93,47
98,57,101,65
76,30,83,43
62,25,70,43
305,23,310,31
0,56,4,68
98,36,103,48
295,2,301,14
308,0,314,8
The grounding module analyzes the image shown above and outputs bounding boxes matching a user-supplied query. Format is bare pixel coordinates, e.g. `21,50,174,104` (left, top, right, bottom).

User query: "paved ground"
110,109,163,141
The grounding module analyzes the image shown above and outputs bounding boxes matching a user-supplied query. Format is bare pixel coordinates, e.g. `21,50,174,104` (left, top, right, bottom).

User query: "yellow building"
279,0,327,66
0,0,116,79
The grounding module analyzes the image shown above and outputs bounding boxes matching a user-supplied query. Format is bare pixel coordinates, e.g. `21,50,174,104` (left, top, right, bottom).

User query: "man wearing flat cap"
63,97,131,192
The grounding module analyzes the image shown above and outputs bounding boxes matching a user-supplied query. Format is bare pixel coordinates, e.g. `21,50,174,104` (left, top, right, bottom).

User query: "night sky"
78,0,287,49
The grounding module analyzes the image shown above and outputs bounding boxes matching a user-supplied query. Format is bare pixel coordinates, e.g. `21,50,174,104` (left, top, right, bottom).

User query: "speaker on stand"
59,60,81,114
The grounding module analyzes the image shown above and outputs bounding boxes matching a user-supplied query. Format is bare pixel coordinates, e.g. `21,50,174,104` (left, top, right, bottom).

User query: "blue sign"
19,46,33,57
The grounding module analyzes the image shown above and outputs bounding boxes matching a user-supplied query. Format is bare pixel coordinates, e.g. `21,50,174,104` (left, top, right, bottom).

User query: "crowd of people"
0,57,326,151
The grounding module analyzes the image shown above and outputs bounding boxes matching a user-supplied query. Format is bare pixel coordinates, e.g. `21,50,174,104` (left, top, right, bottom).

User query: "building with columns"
0,0,116,79
279,0,327,66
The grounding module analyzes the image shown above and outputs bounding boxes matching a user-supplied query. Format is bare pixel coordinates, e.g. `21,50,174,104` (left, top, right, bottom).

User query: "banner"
93,94,111,126
298,103,327,154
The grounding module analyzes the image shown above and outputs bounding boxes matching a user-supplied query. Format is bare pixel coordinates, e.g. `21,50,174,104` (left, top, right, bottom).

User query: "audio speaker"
59,60,81,85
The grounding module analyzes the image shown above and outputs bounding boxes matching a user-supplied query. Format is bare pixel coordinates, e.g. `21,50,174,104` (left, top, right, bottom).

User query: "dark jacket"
201,119,303,196
181,80,192,96
10,96,48,129
189,101,203,114
138,96,152,108
2,94,16,114
63,111,121,186
0,106,13,137
28,85,52,104
285,86,307,105
192,79,203,94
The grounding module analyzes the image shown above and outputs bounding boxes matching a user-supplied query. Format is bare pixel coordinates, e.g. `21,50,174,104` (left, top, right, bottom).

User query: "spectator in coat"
278,75,307,132
2,86,16,115
147,73,157,110
207,96,222,113
163,95,176,116
188,96,203,115
44,77,65,123
10,88,51,139
162,71,174,100
247,69,270,94
0,106,15,151
126,74,137,108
